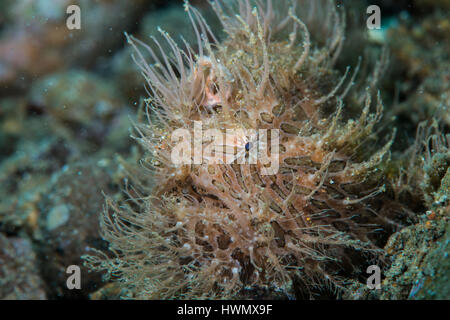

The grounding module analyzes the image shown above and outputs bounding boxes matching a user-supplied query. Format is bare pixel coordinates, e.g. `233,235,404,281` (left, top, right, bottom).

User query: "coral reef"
0,0,447,301
381,125,449,299
387,9,450,128
35,161,119,298
0,0,149,91
29,71,123,126
84,0,411,299
0,233,46,299
344,123,449,300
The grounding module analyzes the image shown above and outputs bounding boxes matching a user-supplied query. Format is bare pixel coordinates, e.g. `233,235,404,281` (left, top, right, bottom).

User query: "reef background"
0,0,448,299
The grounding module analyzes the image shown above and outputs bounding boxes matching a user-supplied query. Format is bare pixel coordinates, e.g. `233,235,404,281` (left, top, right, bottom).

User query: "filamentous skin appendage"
84,0,406,299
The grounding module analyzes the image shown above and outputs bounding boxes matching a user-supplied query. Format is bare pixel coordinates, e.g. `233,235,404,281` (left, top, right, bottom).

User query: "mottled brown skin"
84,0,406,299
